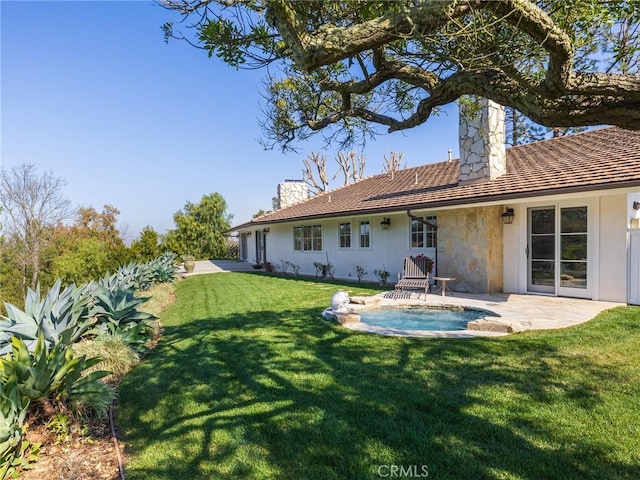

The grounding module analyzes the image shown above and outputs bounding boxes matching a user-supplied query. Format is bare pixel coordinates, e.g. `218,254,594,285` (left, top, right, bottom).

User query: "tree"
162,0,640,151
44,205,131,285
382,151,407,173
302,152,329,195
163,193,232,259
302,150,367,196
335,151,366,186
504,107,588,146
48,237,111,286
0,164,73,290
130,226,162,262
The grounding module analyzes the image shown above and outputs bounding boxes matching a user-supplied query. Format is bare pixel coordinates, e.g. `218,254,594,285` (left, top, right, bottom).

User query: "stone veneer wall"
458,97,506,184
277,180,309,209
436,206,504,293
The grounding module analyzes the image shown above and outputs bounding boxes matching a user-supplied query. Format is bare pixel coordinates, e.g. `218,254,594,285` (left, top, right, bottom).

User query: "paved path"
179,259,257,275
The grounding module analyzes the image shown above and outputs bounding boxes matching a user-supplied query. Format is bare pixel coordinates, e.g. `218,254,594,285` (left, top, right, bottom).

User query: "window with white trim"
338,222,351,248
293,225,323,251
359,221,371,248
410,215,437,248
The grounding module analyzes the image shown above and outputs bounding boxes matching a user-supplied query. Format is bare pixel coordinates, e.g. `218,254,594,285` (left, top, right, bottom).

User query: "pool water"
359,307,490,331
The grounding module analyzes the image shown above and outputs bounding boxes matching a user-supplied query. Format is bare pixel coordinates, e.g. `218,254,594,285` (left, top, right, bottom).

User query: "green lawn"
117,273,640,480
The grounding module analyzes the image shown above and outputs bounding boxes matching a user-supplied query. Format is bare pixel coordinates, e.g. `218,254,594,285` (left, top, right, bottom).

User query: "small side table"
433,277,456,297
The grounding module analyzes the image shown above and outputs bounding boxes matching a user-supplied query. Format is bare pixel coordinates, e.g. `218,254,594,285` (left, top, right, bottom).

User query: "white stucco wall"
502,210,520,293
502,191,633,302
248,212,436,283
598,194,628,302
240,189,635,302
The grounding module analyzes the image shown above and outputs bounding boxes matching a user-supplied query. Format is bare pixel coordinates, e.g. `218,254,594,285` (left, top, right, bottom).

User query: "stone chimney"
277,180,309,209
458,97,506,184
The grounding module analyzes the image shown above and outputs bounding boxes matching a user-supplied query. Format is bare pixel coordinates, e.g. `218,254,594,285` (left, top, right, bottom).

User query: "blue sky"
1,1,459,239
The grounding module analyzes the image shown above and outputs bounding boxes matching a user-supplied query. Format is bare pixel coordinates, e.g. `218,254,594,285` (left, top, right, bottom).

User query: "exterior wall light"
633,201,640,211
501,208,515,225
380,218,391,230
263,228,270,233
245,231,252,236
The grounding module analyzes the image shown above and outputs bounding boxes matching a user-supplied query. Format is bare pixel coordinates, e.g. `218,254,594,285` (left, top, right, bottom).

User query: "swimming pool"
358,307,492,331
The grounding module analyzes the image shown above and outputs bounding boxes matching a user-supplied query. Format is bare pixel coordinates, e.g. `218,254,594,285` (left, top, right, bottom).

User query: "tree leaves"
163,192,232,259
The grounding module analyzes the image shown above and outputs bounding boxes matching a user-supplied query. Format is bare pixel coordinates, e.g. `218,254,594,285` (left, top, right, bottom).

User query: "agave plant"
147,252,178,285
92,284,156,326
0,333,113,419
119,263,153,291
89,284,157,349
0,379,29,471
0,280,96,354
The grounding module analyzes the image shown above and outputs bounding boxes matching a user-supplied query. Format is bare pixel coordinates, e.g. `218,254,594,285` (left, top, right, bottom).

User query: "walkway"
179,259,257,275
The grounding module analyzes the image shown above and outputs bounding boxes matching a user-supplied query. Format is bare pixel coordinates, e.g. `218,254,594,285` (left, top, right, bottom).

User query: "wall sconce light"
245,231,252,236
501,208,515,225
262,228,270,233
380,218,391,230
633,201,640,211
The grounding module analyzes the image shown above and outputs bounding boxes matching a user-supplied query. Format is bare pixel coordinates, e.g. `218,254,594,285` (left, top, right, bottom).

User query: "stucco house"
229,101,640,304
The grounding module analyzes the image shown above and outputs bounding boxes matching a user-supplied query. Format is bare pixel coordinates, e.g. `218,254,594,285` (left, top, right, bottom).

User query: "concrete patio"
179,259,258,275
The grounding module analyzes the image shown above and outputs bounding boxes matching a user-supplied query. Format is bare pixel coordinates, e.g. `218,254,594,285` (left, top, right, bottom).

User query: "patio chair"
395,256,432,297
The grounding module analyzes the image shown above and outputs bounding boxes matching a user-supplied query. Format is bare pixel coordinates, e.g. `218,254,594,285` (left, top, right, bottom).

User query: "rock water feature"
321,290,363,324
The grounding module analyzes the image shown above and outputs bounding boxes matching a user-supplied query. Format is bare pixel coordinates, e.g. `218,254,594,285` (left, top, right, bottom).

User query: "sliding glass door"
528,207,556,293
528,205,590,298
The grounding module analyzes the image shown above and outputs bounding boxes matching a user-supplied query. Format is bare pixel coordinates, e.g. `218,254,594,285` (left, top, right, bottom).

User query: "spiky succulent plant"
0,280,95,354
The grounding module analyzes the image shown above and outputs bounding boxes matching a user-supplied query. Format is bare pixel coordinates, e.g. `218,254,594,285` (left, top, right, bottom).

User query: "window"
410,215,437,248
339,222,351,248
359,221,371,248
293,226,302,251
293,224,323,251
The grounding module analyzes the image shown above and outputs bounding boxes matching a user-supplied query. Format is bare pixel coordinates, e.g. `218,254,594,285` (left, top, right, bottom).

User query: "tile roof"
235,127,640,229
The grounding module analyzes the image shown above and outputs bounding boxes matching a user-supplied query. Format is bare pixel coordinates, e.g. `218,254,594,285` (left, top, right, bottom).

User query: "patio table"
433,277,456,297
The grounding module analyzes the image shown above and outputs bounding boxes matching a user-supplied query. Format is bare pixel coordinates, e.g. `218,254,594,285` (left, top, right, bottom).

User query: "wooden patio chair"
395,256,432,297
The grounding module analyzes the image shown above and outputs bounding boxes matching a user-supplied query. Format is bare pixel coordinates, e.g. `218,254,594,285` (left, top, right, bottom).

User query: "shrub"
374,268,391,284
